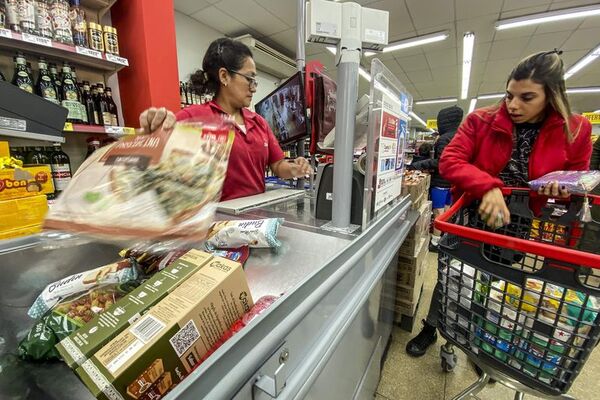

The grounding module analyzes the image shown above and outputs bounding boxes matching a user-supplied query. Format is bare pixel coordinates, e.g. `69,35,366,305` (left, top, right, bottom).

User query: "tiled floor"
377,252,600,400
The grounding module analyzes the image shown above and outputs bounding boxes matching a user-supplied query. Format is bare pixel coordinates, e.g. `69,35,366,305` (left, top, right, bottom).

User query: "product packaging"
206,218,284,249
44,120,235,243
76,256,253,400
28,259,140,319
57,249,213,369
529,171,600,195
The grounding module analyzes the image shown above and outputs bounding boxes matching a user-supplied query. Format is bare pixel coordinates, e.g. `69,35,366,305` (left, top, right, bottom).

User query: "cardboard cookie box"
57,250,213,369
76,256,253,400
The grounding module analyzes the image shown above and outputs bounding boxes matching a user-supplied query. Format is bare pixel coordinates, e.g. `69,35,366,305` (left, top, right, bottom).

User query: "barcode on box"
131,315,165,344
169,320,200,357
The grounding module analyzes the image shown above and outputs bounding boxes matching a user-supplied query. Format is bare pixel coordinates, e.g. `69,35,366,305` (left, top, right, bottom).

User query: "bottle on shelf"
9,147,24,162
82,81,99,125
70,66,82,101
105,86,119,126
48,62,62,101
0,2,6,29
179,81,185,109
18,0,36,34
36,57,59,104
85,136,100,158
12,52,33,93
5,0,20,32
49,0,72,44
88,22,104,52
69,0,87,47
94,83,111,126
26,146,50,164
0,69,5,81
49,142,71,196
103,25,119,55
34,0,53,39
60,62,84,123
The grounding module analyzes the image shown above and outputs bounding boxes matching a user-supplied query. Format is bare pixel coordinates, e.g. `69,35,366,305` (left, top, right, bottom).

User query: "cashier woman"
138,38,312,201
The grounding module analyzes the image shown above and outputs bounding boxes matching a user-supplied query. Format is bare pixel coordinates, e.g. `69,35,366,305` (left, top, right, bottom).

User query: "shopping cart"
433,188,600,400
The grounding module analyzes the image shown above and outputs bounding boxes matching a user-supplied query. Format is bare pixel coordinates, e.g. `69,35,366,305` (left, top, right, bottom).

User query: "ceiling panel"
549,0,600,9
425,47,458,68
534,19,584,35
455,16,497,44
264,29,298,54
456,0,502,20
430,64,458,81
579,17,600,29
215,0,288,36
488,38,530,61
484,59,519,78
394,53,430,72
521,31,573,55
500,5,551,19
501,0,551,12
190,6,248,34
174,0,211,15
368,0,416,37
493,26,538,41
405,0,455,30
405,68,434,84
255,0,297,27
561,27,600,51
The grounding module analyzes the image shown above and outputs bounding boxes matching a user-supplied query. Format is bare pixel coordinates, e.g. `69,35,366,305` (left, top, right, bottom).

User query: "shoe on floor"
406,320,437,357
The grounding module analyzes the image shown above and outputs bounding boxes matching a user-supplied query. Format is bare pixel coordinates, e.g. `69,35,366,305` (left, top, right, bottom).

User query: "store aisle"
377,252,600,400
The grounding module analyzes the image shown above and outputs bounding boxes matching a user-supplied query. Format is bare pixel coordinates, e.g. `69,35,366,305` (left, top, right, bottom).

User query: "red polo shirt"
176,101,285,201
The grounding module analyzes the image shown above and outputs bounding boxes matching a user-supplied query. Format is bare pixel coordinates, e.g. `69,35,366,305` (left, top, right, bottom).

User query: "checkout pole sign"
373,92,407,212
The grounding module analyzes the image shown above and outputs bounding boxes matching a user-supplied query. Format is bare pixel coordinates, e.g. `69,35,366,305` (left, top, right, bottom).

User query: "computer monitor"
255,72,309,145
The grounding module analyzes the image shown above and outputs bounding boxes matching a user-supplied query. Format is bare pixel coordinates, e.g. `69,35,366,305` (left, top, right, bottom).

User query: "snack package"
18,283,139,361
120,244,191,275
27,259,139,319
209,246,251,265
44,119,235,242
206,218,284,249
529,170,600,195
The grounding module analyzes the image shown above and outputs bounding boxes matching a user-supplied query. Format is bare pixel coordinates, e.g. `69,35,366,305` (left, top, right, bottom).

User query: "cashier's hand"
479,188,511,229
537,180,570,199
139,107,176,134
292,157,313,178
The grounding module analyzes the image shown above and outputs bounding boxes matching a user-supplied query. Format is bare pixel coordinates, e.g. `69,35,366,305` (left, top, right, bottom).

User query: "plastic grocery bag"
206,218,284,249
43,119,235,243
529,171,600,195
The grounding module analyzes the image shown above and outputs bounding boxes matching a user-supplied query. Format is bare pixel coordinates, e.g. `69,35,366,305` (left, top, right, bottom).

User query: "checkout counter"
0,189,417,400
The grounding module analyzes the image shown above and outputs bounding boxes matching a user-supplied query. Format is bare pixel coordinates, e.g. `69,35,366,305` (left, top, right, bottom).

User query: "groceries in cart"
206,218,284,249
43,119,235,244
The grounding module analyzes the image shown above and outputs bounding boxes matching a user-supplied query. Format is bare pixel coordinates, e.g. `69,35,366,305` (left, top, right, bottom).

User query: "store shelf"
0,128,65,143
63,123,135,136
82,0,117,17
0,29,128,72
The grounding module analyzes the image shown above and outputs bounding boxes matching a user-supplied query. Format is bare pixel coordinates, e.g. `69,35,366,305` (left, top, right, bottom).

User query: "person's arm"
589,132,600,170
264,124,312,179
565,117,592,171
138,107,177,134
439,113,504,199
410,157,437,171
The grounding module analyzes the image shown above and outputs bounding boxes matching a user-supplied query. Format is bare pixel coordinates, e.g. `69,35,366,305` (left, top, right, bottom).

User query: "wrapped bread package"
44,119,234,243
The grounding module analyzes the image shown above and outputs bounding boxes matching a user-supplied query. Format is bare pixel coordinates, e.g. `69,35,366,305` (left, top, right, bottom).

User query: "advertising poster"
374,91,406,212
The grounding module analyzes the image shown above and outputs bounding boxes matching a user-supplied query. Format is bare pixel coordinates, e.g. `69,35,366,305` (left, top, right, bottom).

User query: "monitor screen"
255,72,308,145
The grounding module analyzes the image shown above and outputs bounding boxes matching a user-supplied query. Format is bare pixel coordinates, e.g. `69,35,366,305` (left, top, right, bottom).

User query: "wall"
174,11,280,109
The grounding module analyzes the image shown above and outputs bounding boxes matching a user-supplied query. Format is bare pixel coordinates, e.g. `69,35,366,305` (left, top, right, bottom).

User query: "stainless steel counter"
0,195,414,400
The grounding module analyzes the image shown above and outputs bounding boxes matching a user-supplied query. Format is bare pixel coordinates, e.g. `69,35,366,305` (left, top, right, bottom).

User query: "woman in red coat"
405,50,592,358
440,50,592,227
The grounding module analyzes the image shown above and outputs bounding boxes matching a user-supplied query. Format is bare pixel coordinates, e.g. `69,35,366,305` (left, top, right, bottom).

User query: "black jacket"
410,106,464,188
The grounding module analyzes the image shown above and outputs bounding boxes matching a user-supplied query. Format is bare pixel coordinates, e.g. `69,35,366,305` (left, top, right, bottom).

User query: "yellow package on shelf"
0,224,44,240
0,141,9,158
0,195,48,235
0,165,55,200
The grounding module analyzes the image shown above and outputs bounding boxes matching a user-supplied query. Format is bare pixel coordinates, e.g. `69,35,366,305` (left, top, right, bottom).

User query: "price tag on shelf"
123,127,136,136
76,46,102,59
0,29,13,39
22,33,52,47
63,122,74,131
105,126,125,135
105,53,129,66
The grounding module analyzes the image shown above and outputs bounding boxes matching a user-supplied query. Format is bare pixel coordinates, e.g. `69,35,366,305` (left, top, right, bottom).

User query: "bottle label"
18,0,35,25
103,112,112,125
42,86,57,100
51,164,72,191
78,103,88,123
6,0,19,25
42,75,51,82
35,3,52,31
19,84,33,93
93,111,99,125
63,89,78,101
111,114,118,126
18,71,28,77
62,100,81,120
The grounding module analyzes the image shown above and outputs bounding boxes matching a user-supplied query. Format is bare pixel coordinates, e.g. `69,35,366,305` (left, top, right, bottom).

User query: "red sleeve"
565,116,592,171
439,113,504,199
176,108,192,121
265,122,285,165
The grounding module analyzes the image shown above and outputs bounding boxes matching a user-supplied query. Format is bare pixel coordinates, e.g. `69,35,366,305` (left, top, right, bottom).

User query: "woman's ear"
218,67,229,87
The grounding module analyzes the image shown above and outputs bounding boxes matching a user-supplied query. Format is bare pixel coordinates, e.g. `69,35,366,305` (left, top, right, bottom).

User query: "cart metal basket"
434,188,600,400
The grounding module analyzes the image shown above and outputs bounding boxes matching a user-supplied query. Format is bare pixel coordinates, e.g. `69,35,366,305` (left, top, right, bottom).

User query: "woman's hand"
538,180,569,198
139,107,176,134
292,157,313,178
479,188,511,228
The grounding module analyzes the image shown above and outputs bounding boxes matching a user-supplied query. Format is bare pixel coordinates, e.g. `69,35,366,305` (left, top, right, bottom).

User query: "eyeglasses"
228,70,258,89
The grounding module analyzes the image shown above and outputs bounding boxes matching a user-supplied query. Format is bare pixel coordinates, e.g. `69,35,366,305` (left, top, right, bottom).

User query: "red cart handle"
434,188,600,269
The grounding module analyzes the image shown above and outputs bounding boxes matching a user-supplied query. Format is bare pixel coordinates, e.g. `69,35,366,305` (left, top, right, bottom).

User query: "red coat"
439,103,592,201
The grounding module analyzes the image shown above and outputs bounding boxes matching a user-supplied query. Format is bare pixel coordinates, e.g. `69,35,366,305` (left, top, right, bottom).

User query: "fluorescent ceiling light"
409,111,427,128
496,5,600,30
477,93,504,100
468,98,477,113
358,67,371,82
564,44,600,80
378,31,449,54
566,87,600,94
415,98,457,105
461,32,475,100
